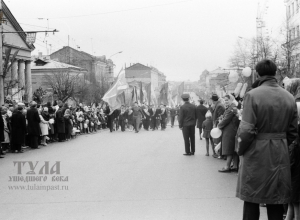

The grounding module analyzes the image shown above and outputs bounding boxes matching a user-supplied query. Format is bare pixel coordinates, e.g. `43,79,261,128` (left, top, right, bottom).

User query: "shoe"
183,153,192,156
18,150,24,153
212,154,218,158
205,153,209,156
200,138,202,140
190,152,194,155
218,167,231,173
231,168,238,172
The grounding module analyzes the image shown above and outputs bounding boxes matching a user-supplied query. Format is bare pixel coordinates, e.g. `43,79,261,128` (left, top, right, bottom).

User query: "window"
297,0,299,13
293,3,295,16
289,5,291,17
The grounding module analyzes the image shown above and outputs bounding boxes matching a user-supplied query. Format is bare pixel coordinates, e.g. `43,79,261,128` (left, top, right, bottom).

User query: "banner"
102,69,128,111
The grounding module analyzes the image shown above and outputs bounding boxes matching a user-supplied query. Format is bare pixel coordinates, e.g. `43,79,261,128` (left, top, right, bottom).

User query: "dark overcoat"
56,108,65,134
11,111,26,145
0,115,4,142
178,102,197,128
218,103,239,155
212,101,225,126
236,76,298,204
196,104,208,128
26,107,41,136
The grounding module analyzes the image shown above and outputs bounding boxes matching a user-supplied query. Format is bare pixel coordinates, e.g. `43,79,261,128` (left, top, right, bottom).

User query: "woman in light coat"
39,107,49,146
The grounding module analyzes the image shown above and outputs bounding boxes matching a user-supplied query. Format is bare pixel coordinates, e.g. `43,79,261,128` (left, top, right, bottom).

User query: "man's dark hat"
181,93,190,99
211,94,219,101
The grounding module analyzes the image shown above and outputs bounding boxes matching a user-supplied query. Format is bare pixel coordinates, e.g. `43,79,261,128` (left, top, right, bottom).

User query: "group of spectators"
0,100,111,157
192,59,300,220
0,99,181,158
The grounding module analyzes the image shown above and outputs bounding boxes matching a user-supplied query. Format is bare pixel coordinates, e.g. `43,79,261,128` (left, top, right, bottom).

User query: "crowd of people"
178,59,300,220
0,99,181,158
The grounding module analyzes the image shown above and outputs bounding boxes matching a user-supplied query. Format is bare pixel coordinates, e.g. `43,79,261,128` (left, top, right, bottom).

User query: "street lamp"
109,51,123,59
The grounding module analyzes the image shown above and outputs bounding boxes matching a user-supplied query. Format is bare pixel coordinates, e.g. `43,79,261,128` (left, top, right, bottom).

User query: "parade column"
25,60,32,102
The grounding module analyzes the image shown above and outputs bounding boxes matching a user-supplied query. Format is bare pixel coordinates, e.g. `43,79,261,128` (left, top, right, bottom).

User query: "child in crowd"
202,111,216,157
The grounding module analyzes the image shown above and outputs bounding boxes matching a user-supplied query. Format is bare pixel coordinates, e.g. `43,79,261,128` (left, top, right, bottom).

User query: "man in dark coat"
148,105,156,130
196,99,208,140
236,59,298,220
11,106,26,153
26,101,41,149
160,104,167,131
56,102,66,142
178,93,197,156
170,106,178,128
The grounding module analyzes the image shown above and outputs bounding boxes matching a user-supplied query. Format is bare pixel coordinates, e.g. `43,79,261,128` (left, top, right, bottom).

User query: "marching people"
0,109,4,158
178,93,197,156
132,102,142,133
236,59,298,220
169,106,178,128
118,106,127,132
149,105,156,130
1,107,10,153
154,105,161,130
141,105,151,131
160,104,167,131
196,99,208,140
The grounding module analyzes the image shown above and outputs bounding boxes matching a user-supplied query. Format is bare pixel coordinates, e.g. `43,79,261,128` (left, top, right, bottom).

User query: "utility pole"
0,1,3,105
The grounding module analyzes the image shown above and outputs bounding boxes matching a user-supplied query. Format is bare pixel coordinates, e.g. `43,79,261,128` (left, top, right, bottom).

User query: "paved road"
0,126,267,220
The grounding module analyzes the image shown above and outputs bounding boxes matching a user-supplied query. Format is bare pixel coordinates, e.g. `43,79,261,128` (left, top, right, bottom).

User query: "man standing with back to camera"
236,59,298,220
178,93,197,156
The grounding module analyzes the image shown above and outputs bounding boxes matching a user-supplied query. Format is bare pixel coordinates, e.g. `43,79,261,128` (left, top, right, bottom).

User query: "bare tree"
43,70,85,103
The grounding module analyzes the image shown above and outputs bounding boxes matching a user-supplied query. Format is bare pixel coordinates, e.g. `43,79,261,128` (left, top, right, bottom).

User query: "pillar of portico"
25,60,32,102
11,59,18,100
17,59,25,102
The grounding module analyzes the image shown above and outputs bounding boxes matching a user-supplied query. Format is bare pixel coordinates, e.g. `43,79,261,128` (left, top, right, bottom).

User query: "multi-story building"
50,46,114,85
285,0,300,75
125,63,166,92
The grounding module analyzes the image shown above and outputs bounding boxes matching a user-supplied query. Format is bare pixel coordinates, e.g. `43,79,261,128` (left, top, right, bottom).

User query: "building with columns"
1,1,35,103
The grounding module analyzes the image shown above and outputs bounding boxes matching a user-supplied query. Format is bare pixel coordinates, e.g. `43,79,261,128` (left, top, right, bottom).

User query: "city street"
0,126,267,220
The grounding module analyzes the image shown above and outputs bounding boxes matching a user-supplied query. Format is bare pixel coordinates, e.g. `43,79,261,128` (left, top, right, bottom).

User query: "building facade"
1,1,35,103
125,63,166,92
50,46,114,86
31,55,87,102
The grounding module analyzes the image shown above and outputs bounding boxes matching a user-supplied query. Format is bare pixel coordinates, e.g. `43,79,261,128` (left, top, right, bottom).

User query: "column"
11,59,18,100
18,59,25,102
25,60,32,102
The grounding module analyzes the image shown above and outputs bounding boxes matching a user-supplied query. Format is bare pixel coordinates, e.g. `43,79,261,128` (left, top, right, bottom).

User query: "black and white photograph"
0,0,300,219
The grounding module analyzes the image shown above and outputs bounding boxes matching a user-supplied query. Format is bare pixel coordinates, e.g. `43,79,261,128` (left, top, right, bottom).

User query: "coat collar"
256,75,278,87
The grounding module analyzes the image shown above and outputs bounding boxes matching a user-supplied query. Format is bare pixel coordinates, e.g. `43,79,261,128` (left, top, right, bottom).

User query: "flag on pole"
160,83,169,105
102,69,128,111
145,83,151,105
139,81,144,104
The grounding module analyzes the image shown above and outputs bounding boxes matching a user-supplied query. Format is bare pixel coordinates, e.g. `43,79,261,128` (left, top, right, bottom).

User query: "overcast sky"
6,0,285,81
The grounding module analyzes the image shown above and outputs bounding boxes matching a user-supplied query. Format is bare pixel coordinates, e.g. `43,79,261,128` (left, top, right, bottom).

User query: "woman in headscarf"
217,94,239,172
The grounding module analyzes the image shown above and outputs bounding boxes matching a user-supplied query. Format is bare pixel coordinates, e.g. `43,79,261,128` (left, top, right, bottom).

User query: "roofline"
3,1,35,51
